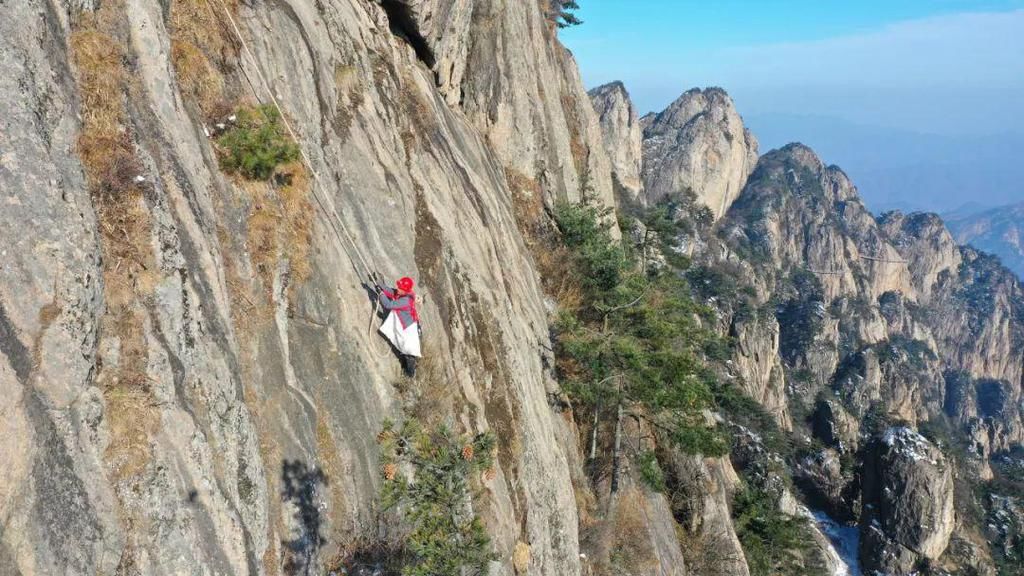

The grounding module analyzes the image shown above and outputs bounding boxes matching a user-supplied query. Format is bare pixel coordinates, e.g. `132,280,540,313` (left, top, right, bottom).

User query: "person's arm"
379,294,410,311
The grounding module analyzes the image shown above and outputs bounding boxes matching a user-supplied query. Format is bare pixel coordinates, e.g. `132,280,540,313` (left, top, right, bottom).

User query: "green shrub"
549,0,582,28
733,485,822,576
216,105,300,180
377,419,497,576
775,269,826,364
714,381,793,458
638,450,666,492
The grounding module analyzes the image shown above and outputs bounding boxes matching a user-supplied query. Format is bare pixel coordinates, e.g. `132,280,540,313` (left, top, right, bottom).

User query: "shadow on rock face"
282,460,328,576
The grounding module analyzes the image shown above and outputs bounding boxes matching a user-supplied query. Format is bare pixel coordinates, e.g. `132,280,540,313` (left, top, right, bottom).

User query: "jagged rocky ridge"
589,77,1024,574
1,2,1022,576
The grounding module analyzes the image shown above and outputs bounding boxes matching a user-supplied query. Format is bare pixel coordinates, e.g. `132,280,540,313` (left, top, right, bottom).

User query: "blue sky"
561,1,1024,210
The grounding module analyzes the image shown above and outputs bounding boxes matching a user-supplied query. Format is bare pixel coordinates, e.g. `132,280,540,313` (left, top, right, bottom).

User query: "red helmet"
397,277,414,292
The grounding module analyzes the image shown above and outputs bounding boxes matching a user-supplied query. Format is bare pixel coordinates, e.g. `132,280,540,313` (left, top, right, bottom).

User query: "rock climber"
375,276,421,377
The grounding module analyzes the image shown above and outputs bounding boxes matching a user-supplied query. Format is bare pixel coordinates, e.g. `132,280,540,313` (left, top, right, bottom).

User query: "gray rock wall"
0,0,618,573
641,88,758,218
590,81,644,202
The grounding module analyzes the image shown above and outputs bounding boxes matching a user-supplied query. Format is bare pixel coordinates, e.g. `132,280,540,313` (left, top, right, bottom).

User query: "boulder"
641,88,758,218
590,81,644,203
860,427,955,574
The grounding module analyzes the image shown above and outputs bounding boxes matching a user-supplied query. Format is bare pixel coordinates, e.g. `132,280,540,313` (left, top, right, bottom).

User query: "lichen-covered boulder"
860,427,955,574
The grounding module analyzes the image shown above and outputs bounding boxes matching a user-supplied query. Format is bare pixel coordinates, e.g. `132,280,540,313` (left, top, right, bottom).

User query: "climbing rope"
201,0,377,282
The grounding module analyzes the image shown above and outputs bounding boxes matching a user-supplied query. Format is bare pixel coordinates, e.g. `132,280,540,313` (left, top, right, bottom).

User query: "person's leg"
402,355,417,378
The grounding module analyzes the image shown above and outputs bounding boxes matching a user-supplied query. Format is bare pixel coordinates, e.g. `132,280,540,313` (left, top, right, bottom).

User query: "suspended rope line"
801,265,843,276
859,254,908,264
202,0,377,281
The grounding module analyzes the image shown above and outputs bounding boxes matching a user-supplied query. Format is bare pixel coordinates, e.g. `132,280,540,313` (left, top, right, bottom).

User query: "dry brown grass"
574,481,600,530
245,183,281,295
168,0,238,116
71,3,162,485
103,383,160,481
512,541,531,574
219,225,270,335
406,348,452,427
171,39,226,114
70,29,125,134
241,161,314,305
560,93,589,179
504,168,582,310
278,162,314,289
609,488,658,571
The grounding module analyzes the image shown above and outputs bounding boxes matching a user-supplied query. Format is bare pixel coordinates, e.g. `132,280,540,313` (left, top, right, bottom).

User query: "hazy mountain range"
744,112,1024,214
946,201,1024,279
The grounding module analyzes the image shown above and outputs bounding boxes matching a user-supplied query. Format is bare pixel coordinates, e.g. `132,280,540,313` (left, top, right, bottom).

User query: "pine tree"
550,0,582,29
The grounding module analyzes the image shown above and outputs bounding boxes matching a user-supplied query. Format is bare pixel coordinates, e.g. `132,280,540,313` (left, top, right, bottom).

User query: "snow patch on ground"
882,426,938,465
813,509,861,576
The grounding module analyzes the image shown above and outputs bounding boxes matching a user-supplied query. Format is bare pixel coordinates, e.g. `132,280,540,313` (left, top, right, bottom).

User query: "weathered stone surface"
590,81,644,202
641,88,758,218
0,0,605,573
861,427,955,573
403,0,619,212
662,452,749,576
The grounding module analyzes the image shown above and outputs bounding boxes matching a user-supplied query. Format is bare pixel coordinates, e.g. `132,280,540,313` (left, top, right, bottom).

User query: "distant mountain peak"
946,201,1024,279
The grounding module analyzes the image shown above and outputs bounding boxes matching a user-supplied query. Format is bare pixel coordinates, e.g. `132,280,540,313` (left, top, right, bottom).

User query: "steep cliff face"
861,427,955,574
0,0,623,573
589,81,644,202
641,88,758,218
710,142,1024,574
394,0,617,210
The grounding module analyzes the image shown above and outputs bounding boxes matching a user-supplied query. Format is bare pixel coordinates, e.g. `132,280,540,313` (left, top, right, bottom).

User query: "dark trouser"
401,355,417,378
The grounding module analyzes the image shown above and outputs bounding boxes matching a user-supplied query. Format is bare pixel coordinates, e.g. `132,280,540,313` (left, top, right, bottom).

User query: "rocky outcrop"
399,0,618,211
730,315,790,427
878,211,962,302
590,81,644,202
723,144,912,303
861,428,955,574
641,88,758,218
663,454,749,576
705,140,1023,573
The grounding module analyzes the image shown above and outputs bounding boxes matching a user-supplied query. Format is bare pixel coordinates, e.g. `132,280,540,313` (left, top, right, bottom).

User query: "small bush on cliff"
215,105,300,180
377,419,497,576
637,450,666,492
549,0,582,28
775,269,826,364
